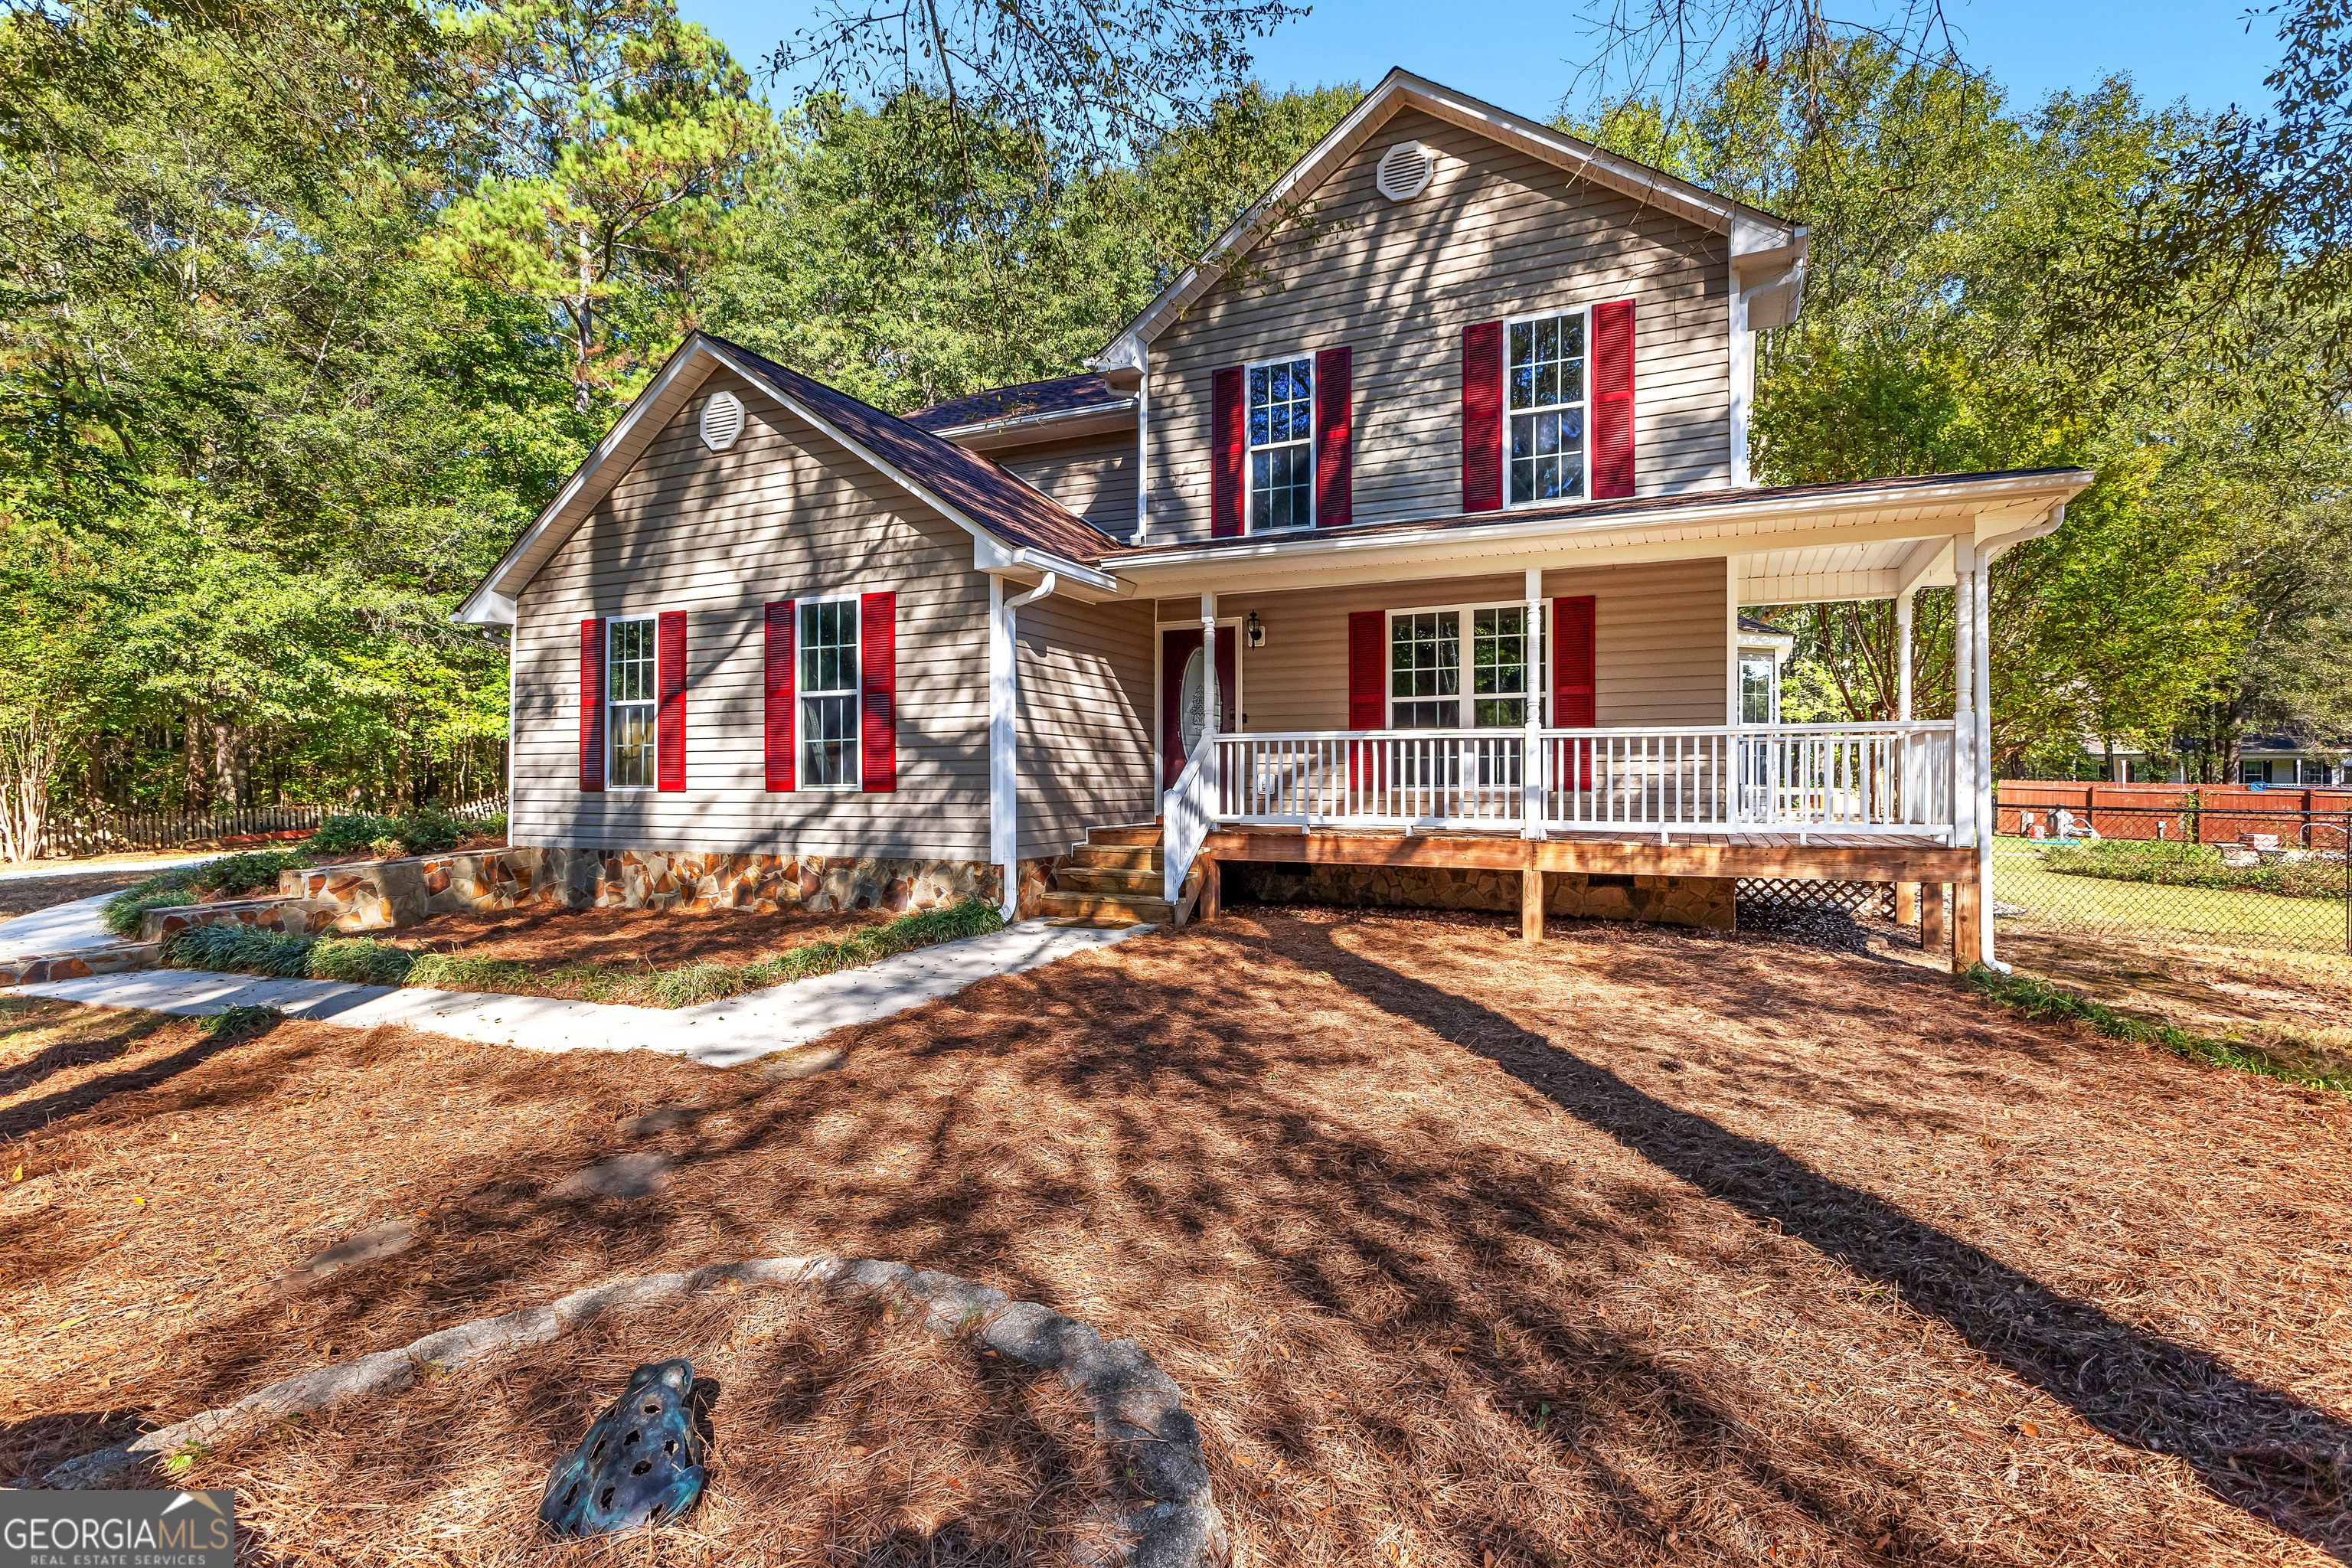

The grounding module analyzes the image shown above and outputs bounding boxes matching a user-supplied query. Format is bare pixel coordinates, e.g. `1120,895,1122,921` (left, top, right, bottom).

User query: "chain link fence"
1991,802,2352,956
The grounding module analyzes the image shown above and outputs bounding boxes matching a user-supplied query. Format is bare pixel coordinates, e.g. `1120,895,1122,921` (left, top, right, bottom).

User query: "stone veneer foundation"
1227,861,1737,930
256,847,1055,933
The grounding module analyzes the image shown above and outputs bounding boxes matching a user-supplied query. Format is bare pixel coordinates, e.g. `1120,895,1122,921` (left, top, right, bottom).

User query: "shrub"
305,812,400,856
189,850,307,898
101,867,201,937
2041,838,2347,900
303,805,474,861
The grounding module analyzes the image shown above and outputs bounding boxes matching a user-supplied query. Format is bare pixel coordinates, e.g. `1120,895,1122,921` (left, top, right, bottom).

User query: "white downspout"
990,572,1059,920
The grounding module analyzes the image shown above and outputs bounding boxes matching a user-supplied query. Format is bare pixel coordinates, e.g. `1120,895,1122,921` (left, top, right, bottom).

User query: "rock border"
41,1255,1226,1568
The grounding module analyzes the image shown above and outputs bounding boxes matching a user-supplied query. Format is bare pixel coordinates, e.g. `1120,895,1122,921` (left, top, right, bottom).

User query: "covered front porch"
1099,469,2096,967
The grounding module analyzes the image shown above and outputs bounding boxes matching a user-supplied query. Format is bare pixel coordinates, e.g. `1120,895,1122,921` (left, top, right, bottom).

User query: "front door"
1161,627,1237,786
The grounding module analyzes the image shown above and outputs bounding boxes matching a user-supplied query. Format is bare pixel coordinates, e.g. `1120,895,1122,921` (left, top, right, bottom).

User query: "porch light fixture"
1245,611,1265,648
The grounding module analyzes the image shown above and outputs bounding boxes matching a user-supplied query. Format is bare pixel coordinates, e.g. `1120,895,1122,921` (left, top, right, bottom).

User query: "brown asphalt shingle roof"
903,374,1132,433
710,337,1127,566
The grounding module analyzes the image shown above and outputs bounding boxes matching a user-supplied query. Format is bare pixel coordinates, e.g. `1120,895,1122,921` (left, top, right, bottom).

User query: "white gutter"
990,571,1060,920
929,400,1136,449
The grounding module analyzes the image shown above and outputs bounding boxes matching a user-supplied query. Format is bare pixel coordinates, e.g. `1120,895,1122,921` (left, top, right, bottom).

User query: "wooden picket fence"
38,794,506,860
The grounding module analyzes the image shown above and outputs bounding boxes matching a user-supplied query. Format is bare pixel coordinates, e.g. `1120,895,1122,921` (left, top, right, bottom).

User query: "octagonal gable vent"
1375,140,1435,201
699,390,745,452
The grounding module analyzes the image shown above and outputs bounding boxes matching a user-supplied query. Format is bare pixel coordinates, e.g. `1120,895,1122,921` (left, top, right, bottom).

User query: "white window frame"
1739,652,1780,725
797,594,863,792
1501,303,1593,511
1243,352,1315,534
606,614,658,791
1385,599,1544,730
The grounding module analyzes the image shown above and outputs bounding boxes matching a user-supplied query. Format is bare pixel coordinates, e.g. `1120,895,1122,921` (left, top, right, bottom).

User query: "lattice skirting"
1736,878,1898,920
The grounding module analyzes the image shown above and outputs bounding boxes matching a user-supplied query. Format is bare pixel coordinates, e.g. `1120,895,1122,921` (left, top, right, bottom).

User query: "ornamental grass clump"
101,851,315,938
639,898,1005,1008
162,925,415,986
403,952,536,992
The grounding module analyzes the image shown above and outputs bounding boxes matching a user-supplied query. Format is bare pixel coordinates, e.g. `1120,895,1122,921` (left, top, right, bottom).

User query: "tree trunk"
211,717,240,807
182,707,207,811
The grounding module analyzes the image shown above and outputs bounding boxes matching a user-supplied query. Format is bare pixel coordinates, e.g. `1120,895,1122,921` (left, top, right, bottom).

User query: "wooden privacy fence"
1996,782,2352,846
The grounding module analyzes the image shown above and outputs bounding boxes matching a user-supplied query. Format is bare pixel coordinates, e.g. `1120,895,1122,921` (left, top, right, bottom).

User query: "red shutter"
1314,346,1351,528
1555,595,1596,789
1592,299,1635,499
1348,611,1386,728
764,600,795,792
578,618,606,792
859,590,897,792
1462,321,1504,512
1210,365,1244,537
655,610,686,792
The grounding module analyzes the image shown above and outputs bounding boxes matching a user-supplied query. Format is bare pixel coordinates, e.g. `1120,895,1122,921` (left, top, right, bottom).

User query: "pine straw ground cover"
220,1288,1132,1566
2,910,2349,1565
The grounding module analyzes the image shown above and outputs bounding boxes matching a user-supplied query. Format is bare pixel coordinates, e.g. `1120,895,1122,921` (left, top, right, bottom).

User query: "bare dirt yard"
2,909,2347,1565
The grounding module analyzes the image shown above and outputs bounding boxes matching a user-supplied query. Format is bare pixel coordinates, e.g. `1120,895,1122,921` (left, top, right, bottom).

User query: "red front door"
1161,627,1237,786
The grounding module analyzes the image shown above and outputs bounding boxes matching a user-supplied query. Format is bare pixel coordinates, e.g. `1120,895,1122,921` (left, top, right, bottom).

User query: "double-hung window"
799,598,861,789
1389,603,1539,728
1247,356,1313,531
607,616,658,789
1506,309,1588,505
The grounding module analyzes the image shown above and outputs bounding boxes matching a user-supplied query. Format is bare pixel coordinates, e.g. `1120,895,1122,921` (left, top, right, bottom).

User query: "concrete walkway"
0,851,217,884
8,919,1153,1068
0,891,138,960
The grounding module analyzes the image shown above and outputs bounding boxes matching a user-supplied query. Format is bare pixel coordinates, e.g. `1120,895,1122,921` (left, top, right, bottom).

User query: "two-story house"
456,69,2092,971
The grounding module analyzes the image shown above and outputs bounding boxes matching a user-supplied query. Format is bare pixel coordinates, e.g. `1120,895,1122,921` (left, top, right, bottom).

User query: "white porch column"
1950,541,1975,850
1200,591,1219,747
1896,591,1915,722
990,572,1058,919
1972,542,1998,968
1521,567,1547,839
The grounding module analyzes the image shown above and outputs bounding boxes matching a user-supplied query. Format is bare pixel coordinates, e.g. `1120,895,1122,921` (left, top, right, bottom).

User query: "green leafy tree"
433,0,779,411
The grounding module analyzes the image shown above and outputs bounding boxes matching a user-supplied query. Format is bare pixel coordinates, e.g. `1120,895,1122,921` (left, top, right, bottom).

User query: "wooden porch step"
1054,864,1163,895
1068,842,1163,871
1036,890,1174,926
1083,823,1164,848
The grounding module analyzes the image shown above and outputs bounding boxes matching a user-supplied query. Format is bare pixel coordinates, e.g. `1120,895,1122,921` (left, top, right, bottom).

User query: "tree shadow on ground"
1292,918,2352,1556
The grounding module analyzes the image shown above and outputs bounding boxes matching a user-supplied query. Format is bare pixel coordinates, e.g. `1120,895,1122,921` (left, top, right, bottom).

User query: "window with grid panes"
607,616,657,788
1471,607,1532,727
798,599,860,788
1507,312,1587,505
1247,357,1313,531
1389,611,1458,728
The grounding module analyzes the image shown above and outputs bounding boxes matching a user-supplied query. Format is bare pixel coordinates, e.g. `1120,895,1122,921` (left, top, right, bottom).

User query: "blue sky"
678,0,2285,123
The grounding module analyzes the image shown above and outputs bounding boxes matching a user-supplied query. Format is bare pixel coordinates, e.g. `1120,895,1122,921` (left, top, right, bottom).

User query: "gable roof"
1094,67,1807,369
454,335,1125,625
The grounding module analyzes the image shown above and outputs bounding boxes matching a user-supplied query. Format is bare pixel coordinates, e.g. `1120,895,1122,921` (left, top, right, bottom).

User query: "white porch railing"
1161,724,1220,904
1210,723,1956,837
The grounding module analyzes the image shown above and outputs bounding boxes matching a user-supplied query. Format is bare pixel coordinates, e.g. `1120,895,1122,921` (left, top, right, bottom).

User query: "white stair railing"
1162,726,1221,906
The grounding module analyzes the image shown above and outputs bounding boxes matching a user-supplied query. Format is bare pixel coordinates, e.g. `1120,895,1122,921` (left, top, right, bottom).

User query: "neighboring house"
2055,737,2350,787
457,68,2092,970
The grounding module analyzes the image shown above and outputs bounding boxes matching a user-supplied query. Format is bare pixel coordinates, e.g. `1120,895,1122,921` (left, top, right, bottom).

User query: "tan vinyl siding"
1015,595,1158,858
995,431,1137,539
1145,106,1730,543
511,367,991,859
1209,559,1727,734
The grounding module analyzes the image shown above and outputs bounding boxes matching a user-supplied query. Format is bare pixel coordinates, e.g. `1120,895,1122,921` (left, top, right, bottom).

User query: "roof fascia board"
455,341,716,624
1095,68,1804,362
936,401,1138,449
1112,473,2092,583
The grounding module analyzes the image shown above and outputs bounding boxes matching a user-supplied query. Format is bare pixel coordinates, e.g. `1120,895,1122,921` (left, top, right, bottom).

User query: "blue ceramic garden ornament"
539,1359,707,1536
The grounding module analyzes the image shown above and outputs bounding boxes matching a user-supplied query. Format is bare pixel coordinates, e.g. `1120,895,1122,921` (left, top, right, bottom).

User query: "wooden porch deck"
1191,824,1982,969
